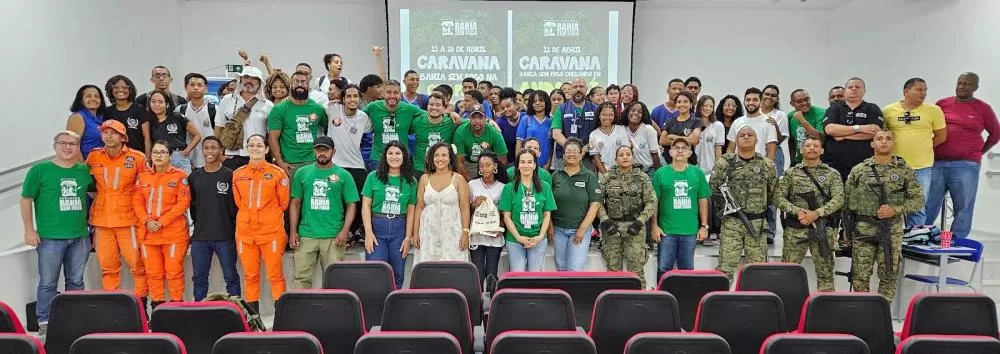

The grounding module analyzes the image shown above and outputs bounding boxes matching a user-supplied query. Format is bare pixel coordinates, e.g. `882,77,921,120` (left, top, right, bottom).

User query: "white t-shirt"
327,103,372,169
309,90,329,106
588,125,632,169
176,103,215,168
625,123,659,169
726,114,778,157
468,178,506,248
216,93,274,157
764,108,789,154
698,120,726,175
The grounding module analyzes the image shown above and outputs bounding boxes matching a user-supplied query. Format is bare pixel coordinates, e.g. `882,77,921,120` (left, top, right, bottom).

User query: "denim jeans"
190,240,241,301
924,160,981,238
657,234,697,282
506,237,548,272
368,215,408,289
553,226,592,271
171,151,192,175
470,246,502,283
906,167,934,228
36,236,90,324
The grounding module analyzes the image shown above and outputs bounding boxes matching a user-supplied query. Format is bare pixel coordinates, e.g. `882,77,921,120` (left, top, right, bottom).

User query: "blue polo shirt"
516,113,553,166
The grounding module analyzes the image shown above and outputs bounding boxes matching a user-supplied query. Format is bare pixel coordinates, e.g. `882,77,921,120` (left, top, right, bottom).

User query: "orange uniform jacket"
233,161,290,240
133,167,191,245
87,147,148,228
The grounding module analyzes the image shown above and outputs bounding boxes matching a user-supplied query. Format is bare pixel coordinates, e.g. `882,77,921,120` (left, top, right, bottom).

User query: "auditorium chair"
624,332,731,354
761,333,870,354
45,291,148,354
896,334,1000,354
0,334,45,354
378,289,474,354
0,301,26,333
588,290,681,354
353,331,461,354
69,333,186,354
496,271,641,328
899,292,998,340
490,330,596,354
657,269,730,331
734,262,809,330
149,301,249,354
273,289,367,354
485,289,577,354
213,332,322,354
694,291,786,354
798,292,895,354
409,261,484,325
323,261,395,328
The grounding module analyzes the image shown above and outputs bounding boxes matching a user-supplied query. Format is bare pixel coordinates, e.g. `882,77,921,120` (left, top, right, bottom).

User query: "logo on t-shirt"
519,194,538,229
311,179,330,210
383,185,402,215
127,117,139,129
216,181,229,194
672,179,691,210
59,178,83,211
295,115,312,143
166,123,178,134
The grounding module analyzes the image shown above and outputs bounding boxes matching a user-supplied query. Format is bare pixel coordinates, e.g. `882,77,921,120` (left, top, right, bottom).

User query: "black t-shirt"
106,103,149,152
189,166,237,241
136,92,187,110
661,117,701,165
149,112,190,151
822,101,885,177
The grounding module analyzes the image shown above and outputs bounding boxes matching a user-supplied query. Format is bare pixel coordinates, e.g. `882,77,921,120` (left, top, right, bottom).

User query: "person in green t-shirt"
267,71,329,174
499,149,556,272
549,137,601,271
454,104,508,179
506,137,552,186
787,89,827,165
21,131,94,328
652,139,710,278
412,92,459,174
361,141,418,289
362,80,428,163
289,136,360,289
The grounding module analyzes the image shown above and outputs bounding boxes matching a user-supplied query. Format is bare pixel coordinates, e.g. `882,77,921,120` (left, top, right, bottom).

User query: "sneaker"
37,323,47,338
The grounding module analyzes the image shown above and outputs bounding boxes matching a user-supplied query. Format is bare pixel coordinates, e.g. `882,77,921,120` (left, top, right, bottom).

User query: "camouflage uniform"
844,156,924,301
774,162,844,291
599,166,657,288
709,153,777,281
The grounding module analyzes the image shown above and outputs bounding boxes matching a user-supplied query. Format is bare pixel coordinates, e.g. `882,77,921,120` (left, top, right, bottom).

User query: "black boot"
151,301,165,311
247,301,260,315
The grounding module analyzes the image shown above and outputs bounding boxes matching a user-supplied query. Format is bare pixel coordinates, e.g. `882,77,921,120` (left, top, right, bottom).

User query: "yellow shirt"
883,102,946,169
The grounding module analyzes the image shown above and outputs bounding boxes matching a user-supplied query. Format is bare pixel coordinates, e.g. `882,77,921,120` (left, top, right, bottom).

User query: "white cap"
240,66,264,81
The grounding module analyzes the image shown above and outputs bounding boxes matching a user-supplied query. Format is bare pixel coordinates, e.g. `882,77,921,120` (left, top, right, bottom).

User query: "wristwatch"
852,124,860,132
700,224,709,229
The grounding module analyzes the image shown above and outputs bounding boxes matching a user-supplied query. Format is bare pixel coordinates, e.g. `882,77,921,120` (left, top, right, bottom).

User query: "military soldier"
774,136,843,291
599,145,657,288
843,130,924,301
709,126,778,281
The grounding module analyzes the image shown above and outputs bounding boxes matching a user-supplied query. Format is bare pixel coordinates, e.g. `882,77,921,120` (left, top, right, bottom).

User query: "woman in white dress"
413,142,472,262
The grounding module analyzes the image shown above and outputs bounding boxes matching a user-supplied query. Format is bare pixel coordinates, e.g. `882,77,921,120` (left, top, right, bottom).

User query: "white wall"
178,0,388,82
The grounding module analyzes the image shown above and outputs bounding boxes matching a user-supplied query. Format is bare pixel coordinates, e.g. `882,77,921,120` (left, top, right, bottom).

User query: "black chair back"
273,290,366,354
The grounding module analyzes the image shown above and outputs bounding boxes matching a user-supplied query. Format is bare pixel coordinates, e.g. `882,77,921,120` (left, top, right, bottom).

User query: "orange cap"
100,120,128,142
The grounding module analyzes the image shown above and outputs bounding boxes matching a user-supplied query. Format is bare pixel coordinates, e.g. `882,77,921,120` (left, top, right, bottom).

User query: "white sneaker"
37,323,47,338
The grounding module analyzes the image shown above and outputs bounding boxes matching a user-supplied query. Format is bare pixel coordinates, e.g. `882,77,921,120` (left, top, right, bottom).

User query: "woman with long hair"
588,86,606,104
696,95,724,174
589,102,631,173
499,149,556,272
549,89,566,116
761,84,788,174
66,85,108,159
659,91,701,165
147,90,201,174
265,72,291,103
550,138,601,271
617,101,661,175
716,95,744,153
516,90,553,169
105,75,151,156
413,142,471,262
468,151,508,284
620,84,639,109
362,141,417,289
133,140,191,308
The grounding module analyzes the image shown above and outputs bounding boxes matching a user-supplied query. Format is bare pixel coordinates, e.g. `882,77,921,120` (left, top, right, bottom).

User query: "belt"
783,216,827,229
374,212,402,219
725,211,765,220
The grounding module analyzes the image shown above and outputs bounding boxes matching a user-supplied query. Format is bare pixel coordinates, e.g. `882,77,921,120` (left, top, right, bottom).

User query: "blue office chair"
903,238,983,292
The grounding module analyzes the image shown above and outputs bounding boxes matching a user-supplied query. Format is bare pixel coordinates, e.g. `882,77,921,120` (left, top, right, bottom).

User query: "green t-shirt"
291,164,360,238
652,165,711,235
453,122,508,163
363,101,427,162
361,171,417,215
550,106,584,129
21,161,93,239
787,106,827,165
412,115,457,171
498,181,557,241
550,168,601,229
506,166,553,187
267,99,329,164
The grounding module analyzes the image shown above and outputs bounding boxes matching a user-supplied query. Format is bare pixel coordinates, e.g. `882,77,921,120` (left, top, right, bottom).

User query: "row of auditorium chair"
0,261,998,354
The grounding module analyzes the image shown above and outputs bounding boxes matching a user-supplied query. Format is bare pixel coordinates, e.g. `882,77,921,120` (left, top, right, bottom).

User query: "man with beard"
412,92,459,177
216,67,273,169
401,70,428,109
727,87,778,160
188,137,241,300
268,71,329,176
177,73,216,169
361,80,427,168
551,78,599,170
328,85,371,238
823,77,884,182
289,136,359,289
454,104,508,179
137,66,187,108
787,89,827,165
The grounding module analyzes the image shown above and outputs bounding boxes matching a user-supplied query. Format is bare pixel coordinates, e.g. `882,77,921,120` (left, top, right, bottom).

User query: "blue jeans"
36,236,90,324
368,215,407,289
190,240,241,301
924,160,980,238
906,167,934,228
553,226,592,271
506,237,548,272
657,234,697,281
171,151,192,175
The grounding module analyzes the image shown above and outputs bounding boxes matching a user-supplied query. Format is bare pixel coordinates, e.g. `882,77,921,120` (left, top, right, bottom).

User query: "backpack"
203,292,266,331
178,102,217,127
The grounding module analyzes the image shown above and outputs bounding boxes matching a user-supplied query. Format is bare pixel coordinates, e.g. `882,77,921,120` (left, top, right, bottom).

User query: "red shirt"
934,97,1000,162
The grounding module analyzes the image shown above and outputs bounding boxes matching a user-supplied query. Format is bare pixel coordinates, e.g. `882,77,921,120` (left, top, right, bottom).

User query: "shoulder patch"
181,178,188,186
890,173,900,181
280,178,289,186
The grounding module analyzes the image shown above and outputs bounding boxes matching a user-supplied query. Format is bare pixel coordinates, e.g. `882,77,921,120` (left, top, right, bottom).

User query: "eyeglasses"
151,150,171,155
670,146,691,151
56,141,79,147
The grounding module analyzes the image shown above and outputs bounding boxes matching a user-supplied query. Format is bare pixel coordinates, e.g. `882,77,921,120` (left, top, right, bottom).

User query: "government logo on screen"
441,19,478,36
543,21,580,37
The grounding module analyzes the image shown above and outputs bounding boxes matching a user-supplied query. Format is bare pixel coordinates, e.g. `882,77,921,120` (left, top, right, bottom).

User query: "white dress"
417,174,468,262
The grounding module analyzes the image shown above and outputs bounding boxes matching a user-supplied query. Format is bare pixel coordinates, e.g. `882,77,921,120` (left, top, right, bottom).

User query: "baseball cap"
468,103,486,118
240,66,264,81
100,120,128,142
313,136,335,149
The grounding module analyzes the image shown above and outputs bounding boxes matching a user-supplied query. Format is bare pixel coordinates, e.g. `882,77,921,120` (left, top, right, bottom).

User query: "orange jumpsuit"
233,161,290,302
134,166,191,302
87,146,149,297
